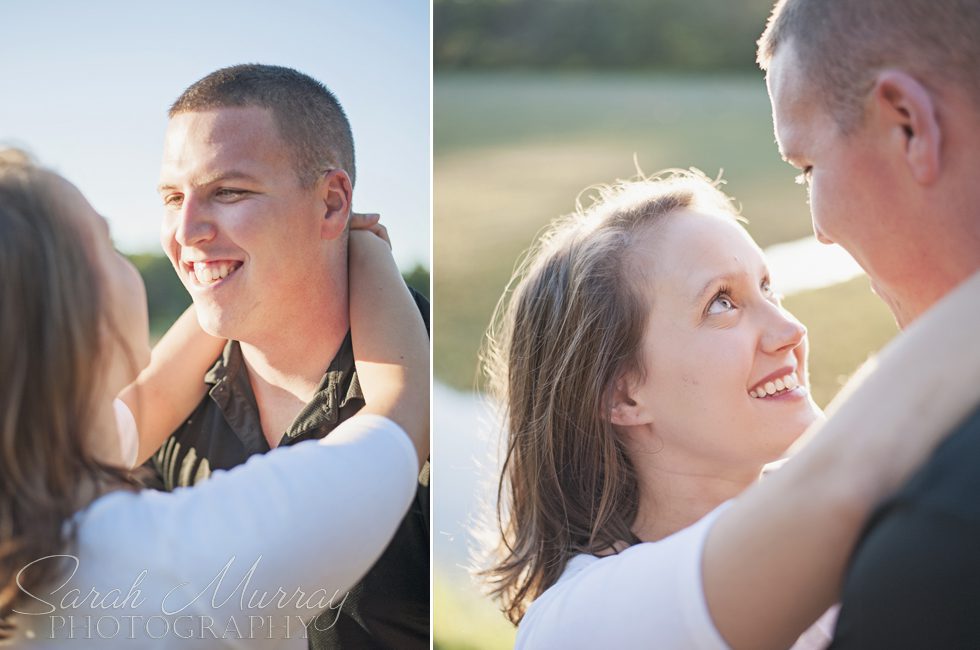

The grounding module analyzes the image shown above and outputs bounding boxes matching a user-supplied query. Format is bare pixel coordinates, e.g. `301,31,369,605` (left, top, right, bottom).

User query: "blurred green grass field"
434,73,898,650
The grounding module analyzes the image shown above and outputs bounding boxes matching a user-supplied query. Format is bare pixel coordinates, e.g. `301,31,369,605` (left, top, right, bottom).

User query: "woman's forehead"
635,210,766,302
641,209,761,271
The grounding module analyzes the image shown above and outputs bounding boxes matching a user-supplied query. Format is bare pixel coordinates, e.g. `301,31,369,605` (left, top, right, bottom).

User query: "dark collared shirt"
150,290,429,649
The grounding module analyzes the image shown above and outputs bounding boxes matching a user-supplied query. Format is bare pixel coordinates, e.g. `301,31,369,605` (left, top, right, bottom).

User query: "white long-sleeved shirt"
9,414,418,649
516,503,836,649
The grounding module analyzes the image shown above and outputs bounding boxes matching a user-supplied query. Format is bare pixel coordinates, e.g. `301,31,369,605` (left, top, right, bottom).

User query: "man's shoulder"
892,401,980,519
829,403,980,648
844,399,980,583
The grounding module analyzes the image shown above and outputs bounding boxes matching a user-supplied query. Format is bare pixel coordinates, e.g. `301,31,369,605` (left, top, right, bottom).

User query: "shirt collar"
203,332,364,442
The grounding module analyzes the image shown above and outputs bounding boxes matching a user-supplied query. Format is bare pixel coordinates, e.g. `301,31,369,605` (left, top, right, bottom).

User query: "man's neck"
238,272,350,448
886,246,980,329
890,186,980,327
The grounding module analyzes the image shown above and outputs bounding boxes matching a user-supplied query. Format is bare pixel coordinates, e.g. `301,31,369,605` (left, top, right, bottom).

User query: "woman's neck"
631,461,761,542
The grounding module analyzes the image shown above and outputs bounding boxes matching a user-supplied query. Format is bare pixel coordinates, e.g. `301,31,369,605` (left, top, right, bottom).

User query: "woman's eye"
762,279,784,305
707,293,736,315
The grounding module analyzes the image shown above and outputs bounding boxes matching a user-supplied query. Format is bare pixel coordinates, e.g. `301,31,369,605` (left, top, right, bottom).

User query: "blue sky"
0,0,430,270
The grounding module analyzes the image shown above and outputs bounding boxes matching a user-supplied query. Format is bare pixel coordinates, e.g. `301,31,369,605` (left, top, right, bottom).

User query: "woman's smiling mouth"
749,370,803,399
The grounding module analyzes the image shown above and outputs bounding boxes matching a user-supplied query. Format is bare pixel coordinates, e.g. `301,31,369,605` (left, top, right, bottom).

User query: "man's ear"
871,70,941,185
318,169,353,241
609,373,652,427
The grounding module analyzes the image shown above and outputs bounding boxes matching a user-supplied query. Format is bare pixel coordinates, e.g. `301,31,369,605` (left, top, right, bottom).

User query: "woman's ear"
609,373,650,427
318,169,353,241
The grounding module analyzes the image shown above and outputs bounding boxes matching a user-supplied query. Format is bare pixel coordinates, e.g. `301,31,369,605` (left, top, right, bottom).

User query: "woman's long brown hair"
481,170,740,625
0,150,137,629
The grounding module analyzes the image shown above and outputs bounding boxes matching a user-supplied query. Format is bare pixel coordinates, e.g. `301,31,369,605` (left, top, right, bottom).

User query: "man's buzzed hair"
170,63,356,186
757,0,980,131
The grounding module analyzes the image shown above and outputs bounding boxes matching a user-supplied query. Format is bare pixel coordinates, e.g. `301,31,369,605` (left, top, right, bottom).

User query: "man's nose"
173,195,217,248
760,303,807,355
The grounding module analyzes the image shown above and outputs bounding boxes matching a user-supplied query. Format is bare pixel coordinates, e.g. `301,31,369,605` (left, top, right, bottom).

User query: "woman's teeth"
192,261,241,284
750,373,799,398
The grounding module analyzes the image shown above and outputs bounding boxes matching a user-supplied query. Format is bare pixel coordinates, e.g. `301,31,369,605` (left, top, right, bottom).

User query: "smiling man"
152,64,429,650
758,1,980,647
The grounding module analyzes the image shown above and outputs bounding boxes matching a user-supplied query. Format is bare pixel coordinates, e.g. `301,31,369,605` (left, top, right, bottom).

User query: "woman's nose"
760,304,807,355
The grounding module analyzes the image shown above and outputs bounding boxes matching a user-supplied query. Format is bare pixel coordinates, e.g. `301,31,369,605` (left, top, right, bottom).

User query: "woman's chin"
776,405,827,459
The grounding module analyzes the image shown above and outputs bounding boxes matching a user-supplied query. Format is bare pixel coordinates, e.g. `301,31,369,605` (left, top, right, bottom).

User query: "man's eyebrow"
156,171,261,194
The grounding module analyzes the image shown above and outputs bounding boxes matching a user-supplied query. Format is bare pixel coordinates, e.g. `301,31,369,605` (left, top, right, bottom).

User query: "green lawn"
434,570,517,650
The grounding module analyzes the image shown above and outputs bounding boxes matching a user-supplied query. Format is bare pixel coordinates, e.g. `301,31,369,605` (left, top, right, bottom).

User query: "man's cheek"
808,191,835,244
159,222,177,256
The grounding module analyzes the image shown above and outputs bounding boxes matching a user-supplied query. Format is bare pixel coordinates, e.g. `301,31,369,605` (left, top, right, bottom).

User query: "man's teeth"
192,261,240,284
750,373,799,398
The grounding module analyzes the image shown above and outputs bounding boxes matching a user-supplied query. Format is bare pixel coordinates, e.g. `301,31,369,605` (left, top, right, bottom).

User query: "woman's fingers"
350,212,391,248
351,212,380,227
369,223,390,248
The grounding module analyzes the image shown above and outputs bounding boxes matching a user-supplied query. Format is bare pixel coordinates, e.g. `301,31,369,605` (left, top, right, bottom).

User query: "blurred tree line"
129,254,430,338
435,0,776,72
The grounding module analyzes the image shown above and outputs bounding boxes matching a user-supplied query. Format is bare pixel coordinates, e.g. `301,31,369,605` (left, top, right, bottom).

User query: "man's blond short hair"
757,0,980,131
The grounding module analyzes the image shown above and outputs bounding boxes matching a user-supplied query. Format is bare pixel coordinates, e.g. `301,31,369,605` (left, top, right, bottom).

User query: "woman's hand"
350,212,390,248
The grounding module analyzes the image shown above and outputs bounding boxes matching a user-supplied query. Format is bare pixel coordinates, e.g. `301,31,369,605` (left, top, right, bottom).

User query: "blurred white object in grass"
766,236,865,296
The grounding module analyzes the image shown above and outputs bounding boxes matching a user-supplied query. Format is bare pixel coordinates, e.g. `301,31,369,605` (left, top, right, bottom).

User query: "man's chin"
193,308,235,340
867,280,910,327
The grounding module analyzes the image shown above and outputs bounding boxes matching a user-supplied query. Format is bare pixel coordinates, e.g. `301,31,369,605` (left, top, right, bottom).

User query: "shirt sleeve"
516,503,732,650
136,413,419,625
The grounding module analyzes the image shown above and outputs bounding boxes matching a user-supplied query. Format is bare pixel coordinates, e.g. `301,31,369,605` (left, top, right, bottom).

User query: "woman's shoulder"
516,505,732,649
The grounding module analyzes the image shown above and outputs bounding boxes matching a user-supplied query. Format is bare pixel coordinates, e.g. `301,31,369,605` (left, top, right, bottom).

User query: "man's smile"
182,258,243,287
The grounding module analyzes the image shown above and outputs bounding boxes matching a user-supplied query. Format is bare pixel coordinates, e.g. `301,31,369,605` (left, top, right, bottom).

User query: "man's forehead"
164,107,278,151
159,107,287,182
766,45,812,157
